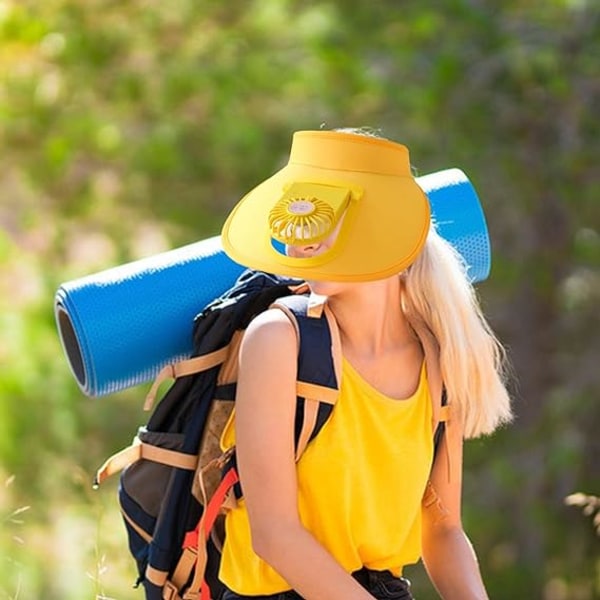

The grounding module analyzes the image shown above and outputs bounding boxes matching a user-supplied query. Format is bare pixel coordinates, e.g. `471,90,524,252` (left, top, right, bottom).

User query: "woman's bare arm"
421,422,489,600
234,309,374,600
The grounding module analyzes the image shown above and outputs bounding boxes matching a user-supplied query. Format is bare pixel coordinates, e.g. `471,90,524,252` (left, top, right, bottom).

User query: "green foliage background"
1,1,598,598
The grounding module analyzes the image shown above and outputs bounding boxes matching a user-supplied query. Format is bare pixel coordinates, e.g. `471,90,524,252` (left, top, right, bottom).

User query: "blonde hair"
402,227,513,438
333,126,511,436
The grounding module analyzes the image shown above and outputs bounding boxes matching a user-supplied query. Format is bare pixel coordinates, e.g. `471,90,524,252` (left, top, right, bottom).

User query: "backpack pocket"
118,427,187,585
118,484,154,585
122,428,186,516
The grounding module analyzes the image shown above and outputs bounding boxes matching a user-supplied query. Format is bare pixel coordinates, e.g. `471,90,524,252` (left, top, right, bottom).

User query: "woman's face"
286,221,354,296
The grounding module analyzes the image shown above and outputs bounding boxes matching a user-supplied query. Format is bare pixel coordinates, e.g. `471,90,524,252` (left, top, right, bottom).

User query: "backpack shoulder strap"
271,293,342,460
414,322,461,485
272,292,460,483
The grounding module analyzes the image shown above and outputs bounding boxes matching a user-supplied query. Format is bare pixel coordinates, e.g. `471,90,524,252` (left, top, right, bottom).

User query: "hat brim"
221,131,431,282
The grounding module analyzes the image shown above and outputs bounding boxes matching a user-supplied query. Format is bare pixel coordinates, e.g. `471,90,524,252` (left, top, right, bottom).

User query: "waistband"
222,567,413,600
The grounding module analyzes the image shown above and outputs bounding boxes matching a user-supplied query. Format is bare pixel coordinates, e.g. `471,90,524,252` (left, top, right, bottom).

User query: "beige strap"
195,458,214,509
444,426,452,483
121,506,189,600
144,346,231,411
294,398,319,461
120,505,153,544
170,547,198,592
268,300,338,460
271,298,341,461
431,401,461,484
412,323,443,430
162,581,183,600
438,404,450,422
295,381,338,405
445,406,462,484
221,488,238,511
411,322,463,485
323,304,343,388
269,299,342,401
290,282,310,295
307,292,327,318
145,564,169,587
182,514,209,599
122,505,193,598
192,448,235,507
142,443,198,470
95,438,143,486
95,439,198,486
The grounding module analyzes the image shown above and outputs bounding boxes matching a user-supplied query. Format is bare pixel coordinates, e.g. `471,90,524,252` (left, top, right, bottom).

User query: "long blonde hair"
402,226,513,438
333,126,512,436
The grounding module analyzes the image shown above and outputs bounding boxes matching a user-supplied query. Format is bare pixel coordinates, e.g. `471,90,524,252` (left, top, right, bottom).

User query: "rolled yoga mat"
55,168,491,397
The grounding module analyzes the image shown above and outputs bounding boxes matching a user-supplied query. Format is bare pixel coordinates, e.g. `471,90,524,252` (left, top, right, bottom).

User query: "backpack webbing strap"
173,467,239,600
438,404,450,422
413,323,460,485
271,296,342,460
94,439,198,486
271,295,339,461
295,381,338,405
443,403,461,484
306,291,328,318
294,398,319,462
120,504,152,544
149,468,239,600
431,388,462,484
144,345,232,411
322,303,343,392
433,390,448,458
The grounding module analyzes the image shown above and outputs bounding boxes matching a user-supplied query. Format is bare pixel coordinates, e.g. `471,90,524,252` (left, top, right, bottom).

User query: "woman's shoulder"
237,306,299,395
240,306,298,359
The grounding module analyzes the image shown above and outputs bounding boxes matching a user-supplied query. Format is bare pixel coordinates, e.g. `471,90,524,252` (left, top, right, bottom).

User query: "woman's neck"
325,277,417,358
322,276,424,400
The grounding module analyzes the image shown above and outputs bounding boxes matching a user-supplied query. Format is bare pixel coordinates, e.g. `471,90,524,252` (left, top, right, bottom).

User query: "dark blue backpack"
95,270,342,600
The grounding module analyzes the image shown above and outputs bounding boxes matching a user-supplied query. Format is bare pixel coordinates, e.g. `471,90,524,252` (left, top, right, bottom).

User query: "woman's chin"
307,280,347,297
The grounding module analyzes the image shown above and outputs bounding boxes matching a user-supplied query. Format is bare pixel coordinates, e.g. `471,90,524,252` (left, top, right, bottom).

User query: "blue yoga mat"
55,168,491,397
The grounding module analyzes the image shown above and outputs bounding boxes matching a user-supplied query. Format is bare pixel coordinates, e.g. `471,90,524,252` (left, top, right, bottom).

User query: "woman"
217,129,512,599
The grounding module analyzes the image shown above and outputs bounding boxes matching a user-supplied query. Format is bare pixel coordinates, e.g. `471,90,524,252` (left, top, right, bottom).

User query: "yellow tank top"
219,358,434,595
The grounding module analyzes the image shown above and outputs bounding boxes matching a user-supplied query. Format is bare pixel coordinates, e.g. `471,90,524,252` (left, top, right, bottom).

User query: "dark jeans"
222,567,413,600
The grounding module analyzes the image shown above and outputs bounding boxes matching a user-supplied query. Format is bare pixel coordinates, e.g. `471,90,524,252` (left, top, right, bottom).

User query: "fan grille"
269,197,335,245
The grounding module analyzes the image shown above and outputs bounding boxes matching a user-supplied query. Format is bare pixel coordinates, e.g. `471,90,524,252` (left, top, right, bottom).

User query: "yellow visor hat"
221,130,431,282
